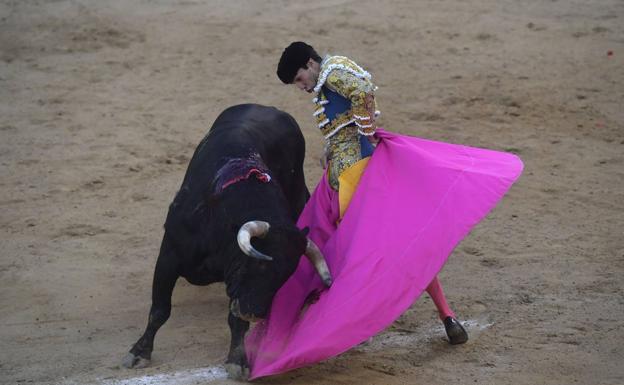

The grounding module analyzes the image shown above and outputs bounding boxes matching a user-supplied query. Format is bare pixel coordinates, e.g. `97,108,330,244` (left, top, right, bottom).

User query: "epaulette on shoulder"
313,56,372,93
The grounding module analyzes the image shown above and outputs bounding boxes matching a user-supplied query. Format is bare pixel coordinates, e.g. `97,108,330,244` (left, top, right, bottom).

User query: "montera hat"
277,41,320,84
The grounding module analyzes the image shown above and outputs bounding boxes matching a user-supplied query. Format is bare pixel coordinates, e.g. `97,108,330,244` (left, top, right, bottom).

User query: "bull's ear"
300,226,310,236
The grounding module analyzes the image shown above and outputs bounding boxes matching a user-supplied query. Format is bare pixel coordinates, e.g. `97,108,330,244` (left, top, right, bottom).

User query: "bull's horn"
237,221,273,261
305,239,332,287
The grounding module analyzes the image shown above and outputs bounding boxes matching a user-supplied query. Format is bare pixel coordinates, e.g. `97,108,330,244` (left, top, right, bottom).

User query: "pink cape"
245,129,523,379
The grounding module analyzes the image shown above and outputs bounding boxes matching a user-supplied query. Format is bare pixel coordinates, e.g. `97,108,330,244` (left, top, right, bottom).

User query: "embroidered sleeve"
324,69,377,136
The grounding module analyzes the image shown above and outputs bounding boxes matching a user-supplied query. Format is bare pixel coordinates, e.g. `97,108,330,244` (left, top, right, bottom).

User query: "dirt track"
1,1,623,384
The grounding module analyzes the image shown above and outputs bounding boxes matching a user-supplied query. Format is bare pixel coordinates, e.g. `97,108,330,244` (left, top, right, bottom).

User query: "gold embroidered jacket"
312,56,379,139
311,56,380,191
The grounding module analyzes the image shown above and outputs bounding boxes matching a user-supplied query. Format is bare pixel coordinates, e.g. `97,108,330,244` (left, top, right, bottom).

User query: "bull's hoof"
121,352,151,369
225,362,250,381
444,316,468,345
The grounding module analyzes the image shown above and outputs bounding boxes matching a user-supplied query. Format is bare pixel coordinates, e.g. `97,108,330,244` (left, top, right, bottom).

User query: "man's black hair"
277,42,321,84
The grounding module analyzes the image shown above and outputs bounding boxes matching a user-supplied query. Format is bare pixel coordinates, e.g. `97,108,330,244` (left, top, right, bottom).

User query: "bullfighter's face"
293,58,320,93
228,225,309,321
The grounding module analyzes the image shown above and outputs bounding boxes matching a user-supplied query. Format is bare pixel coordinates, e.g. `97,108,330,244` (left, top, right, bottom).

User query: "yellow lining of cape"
338,157,371,219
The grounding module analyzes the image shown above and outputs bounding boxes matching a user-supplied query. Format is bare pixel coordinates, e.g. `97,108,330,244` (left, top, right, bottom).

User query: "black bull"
122,104,331,378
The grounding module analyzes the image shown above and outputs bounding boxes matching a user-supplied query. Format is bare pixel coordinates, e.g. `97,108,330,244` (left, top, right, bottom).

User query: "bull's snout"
230,299,263,323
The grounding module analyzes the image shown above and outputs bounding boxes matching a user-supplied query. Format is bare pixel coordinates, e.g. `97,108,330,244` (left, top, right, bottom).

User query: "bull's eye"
252,260,269,272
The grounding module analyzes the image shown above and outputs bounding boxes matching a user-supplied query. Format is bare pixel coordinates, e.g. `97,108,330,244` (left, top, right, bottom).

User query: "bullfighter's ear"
300,226,310,236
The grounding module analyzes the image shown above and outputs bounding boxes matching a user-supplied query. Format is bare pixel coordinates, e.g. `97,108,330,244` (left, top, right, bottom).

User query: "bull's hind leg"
122,239,179,368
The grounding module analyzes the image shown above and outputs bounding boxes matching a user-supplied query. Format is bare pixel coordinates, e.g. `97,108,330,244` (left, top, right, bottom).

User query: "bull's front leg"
122,238,179,369
225,309,250,380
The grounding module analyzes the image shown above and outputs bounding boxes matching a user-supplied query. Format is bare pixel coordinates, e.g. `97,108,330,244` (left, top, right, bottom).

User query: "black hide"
122,104,310,377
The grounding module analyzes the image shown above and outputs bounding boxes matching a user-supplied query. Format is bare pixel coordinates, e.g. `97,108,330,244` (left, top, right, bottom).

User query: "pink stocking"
426,276,455,320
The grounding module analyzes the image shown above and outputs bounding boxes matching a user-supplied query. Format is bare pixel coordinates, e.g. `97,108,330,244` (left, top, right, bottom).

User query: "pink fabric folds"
245,129,523,379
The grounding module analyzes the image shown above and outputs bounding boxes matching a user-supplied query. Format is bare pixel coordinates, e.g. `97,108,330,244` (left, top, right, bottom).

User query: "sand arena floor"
1,1,623,384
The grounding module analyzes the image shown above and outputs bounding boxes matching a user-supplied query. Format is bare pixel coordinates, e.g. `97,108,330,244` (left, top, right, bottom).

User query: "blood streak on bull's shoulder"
213,153,273,193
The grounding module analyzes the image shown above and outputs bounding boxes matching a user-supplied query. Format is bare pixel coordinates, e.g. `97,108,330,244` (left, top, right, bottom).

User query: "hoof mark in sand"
59,224,108,237
480,257,501,268
84,179,105,190
462,246,483,256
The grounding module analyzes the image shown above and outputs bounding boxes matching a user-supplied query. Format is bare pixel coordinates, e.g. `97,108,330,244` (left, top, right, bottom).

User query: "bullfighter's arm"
324,69,378,138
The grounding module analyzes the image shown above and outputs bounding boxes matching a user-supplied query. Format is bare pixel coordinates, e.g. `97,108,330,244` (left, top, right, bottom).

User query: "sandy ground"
1,0,623,384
